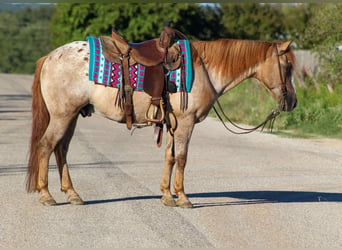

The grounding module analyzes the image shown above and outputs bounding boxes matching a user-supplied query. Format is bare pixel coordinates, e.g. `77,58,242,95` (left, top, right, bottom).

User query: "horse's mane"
191,39,289,80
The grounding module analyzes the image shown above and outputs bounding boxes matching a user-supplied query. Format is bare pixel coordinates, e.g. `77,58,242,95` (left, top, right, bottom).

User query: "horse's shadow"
74,190,342,208
187,190,342,208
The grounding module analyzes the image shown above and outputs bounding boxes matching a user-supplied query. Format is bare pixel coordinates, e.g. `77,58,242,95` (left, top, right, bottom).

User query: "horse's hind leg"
54,115,83,205
36,139,56,206
37,116,77,205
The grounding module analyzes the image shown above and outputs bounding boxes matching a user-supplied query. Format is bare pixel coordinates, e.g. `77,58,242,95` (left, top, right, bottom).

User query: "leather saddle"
99,26,183,132
101,27,181,70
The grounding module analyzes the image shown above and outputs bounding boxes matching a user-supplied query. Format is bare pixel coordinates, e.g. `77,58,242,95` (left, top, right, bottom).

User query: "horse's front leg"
160,117,195,208
173,132,193,208
160,131,176,207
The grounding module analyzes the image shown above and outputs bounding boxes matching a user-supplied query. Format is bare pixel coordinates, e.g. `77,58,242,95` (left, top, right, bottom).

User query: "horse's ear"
278,40,293,55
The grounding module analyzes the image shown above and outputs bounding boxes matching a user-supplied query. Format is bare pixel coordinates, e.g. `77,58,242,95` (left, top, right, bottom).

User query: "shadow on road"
188,191,342,208
80,190,342,208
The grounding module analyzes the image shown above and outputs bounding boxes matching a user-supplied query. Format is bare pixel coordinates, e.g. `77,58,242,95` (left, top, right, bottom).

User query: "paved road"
1,73,342,247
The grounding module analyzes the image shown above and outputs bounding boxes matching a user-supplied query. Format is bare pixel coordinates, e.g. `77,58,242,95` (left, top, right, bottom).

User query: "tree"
304,3,342,89
220,3,285,41
305,4,342,48
279,3,314,49
0,5,54,73
50,3,224,48
0,12,20,72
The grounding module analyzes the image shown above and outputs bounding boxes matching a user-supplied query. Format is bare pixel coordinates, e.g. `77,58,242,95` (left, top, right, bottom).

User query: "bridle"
213,43,292,135
275,44,293,112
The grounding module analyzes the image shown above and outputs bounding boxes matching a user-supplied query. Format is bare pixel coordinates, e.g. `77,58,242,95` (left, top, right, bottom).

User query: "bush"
212,79,342,138
279,84,342,137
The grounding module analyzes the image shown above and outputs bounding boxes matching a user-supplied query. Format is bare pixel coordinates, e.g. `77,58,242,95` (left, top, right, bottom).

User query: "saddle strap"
154,110,164,147
122,55,134,130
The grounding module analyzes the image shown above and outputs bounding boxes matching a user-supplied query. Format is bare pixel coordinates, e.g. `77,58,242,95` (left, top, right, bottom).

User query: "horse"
26,38,297,208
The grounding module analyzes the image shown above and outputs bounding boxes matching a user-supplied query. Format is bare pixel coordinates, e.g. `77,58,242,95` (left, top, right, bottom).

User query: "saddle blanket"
87,36,193,92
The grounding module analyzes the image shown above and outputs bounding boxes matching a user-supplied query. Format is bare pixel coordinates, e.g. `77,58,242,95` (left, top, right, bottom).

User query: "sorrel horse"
26,38,297,208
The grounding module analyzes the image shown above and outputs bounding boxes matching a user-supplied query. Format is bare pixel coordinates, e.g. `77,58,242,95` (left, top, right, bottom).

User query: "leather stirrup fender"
122,55,134,130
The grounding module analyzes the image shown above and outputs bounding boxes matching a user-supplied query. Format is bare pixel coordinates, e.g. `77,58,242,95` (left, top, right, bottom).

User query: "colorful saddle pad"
87,36,193,93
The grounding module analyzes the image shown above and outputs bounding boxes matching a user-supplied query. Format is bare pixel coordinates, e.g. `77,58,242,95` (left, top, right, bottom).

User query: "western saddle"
99,25,182,136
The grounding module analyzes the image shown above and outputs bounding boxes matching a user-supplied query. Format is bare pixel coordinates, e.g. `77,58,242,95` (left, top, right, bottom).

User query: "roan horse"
26,37,297,208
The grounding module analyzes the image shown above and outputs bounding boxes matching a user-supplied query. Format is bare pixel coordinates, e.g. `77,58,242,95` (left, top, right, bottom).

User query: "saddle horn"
159,20,176,49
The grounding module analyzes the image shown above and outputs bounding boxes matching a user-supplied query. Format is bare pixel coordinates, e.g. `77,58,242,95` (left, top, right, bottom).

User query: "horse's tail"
26,56,49,193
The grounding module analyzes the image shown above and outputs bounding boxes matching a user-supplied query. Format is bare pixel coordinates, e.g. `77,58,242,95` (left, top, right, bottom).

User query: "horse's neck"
193,40,262,96
199,58,256,97
215,65,257,96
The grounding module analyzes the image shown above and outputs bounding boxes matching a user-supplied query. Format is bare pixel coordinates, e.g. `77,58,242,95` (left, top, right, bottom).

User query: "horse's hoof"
39,196,57,206
176,199,193,208
161,196,176,207
68,195,84,205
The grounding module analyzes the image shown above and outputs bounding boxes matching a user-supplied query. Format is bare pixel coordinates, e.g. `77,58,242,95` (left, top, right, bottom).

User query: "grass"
210,79,342,139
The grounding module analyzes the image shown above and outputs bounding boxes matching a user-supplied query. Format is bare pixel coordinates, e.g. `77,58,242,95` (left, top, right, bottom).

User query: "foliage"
305,4,342,88
220,3,315,49
279,85,342,137
50,3,225,48
221,3,285,41
279,3,315,49
0,5,54,73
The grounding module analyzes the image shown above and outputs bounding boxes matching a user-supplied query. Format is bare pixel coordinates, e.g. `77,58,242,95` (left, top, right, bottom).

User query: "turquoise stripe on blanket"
88,37,95,80
169,40,193,92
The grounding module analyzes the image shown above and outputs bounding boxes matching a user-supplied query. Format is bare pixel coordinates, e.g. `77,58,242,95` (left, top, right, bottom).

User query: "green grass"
210,79,342,139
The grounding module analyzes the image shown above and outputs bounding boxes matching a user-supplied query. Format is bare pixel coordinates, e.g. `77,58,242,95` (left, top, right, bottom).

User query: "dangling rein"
213,43,290,135
212,100,280,135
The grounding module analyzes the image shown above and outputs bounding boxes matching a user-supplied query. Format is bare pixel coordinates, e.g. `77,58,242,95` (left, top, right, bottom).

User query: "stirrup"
145,99,165,123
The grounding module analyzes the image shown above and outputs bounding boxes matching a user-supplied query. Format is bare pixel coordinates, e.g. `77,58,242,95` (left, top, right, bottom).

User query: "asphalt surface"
1,73,342,248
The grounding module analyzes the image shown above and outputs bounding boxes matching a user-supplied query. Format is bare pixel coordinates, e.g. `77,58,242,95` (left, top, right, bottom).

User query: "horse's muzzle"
282,96,297,112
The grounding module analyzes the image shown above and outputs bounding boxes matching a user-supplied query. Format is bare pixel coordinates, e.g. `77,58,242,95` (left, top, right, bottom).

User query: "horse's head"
256,41,297,112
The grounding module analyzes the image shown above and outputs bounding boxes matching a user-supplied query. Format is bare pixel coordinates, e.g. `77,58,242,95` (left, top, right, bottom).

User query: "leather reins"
213,43,290,135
